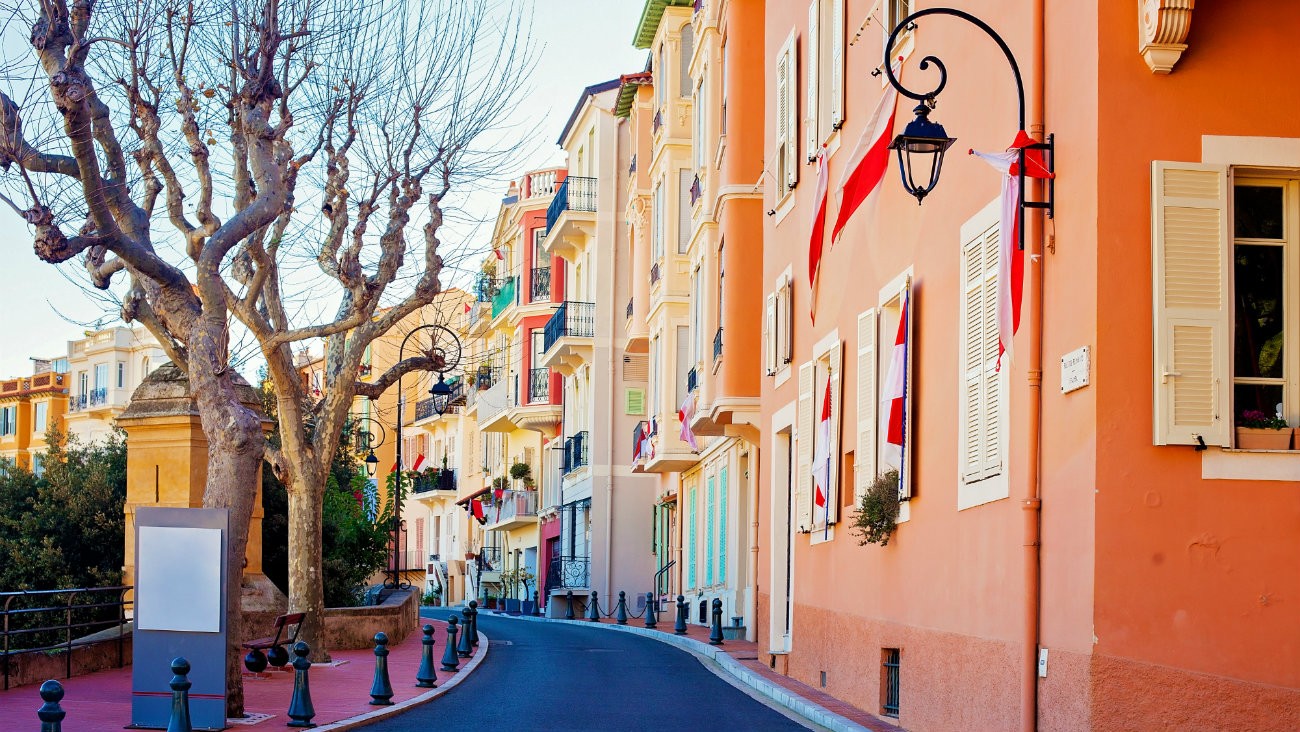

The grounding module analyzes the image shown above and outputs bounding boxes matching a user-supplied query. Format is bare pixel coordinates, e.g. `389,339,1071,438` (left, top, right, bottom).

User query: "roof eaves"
614,71,653,118
632,0,692,49
556,78,622,147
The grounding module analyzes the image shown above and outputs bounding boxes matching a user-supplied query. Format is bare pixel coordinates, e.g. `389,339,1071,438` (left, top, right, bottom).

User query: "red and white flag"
808,146,831,322
970,131,1053,367
829,65,901,243
410,453,426,472
881,290,909,472
678,394,699,452
812,379,832,529
493,248,505,261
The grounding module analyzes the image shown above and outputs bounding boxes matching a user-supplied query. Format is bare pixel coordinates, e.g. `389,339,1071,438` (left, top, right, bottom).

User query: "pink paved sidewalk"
0,618,474,730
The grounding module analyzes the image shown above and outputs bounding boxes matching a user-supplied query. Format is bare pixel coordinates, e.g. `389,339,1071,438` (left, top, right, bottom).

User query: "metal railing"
69,393,88,412
883,648,901,717
414,382,464,421
650,261,662,285
626,298,634,320
528,368,550,403
686,366,698,393
547,555,591,591
475,366,501,391
530,267,551,302
475,274,499,302
89,387,108,406
2,586,132,690
543,301,596,354
652,109,663,134
489,490,538,525
412,468,456,494
491,276,517,320
476,547,502,572
545,176,599,232
713,326,724,361
628,154,637,175
563,431,590,474
689,174,702,206
632,420,649,461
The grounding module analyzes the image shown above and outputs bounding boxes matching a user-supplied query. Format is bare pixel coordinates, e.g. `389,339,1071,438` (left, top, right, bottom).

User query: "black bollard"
457,607,474,658
674,595,688,635
415,624,438,688
564,590,575,620
644,592,657,629
166,657,193,732
532,590,542,616
243,647,268,674
37,680,65,732
468,600,480,647
709,598,725,645
440,616,461,671
615,591,629,625
586,590,600,621
368,632,394,706
286,641,316,728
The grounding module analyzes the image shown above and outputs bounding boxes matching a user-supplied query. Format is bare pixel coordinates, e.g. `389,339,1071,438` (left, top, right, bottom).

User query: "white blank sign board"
137,526,222,632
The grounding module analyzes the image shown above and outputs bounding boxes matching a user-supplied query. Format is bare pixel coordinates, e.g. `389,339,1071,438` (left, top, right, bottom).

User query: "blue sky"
0,0,647,377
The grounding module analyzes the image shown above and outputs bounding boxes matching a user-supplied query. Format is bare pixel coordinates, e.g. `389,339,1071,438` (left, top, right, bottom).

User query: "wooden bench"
241,613,305,672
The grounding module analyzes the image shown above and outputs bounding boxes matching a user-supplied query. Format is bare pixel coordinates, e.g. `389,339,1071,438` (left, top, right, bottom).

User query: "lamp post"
881,8,1054,247
351,416,387,478
384,323,462,590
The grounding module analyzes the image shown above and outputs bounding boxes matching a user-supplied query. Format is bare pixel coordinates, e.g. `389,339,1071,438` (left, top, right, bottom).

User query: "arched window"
678,25,694,98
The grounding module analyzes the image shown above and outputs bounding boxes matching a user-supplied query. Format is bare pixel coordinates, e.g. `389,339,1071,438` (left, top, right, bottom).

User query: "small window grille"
881,648,901,718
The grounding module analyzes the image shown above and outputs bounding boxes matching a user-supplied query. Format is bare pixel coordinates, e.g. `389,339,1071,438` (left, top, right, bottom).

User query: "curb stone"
495,613,874,732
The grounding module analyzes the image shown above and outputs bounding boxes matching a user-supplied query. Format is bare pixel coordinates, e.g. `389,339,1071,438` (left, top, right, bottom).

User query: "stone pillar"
118,362,285,619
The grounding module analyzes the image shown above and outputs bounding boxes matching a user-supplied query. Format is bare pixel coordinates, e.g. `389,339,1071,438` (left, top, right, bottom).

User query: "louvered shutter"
1151,162,1231,447
679,168,693,253
898,280,915,500
829,0,845,129
795,361,814,532
780,276,794,364
775,46,790,195
855,309,877,501
979,230,1002,477
805,1,819,161
826,340,843,524
786,41,800,189
764,293,778,375
962,232,986,481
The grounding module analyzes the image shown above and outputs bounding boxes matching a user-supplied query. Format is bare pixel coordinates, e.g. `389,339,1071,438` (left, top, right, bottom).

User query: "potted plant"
492,475,510,493
852,470,901,547
484,592,499,610
1236,410,1293,450
509,461,532,488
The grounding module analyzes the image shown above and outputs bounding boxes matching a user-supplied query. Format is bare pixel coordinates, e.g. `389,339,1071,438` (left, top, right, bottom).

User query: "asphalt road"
363,610,810,731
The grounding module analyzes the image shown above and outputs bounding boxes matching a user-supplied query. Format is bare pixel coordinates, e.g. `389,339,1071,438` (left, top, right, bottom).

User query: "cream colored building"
65,326,167,444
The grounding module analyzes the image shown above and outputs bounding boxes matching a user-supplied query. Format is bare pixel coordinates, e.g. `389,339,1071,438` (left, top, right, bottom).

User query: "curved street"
364,611,809,731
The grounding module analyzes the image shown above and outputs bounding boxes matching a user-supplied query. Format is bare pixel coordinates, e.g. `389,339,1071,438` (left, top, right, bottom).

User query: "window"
116,362,125,388
765,274,794,377
678,24,694,98
656,44,666,111
34,401,47,433
78,372,88,398
959,202,1008,508
0,406,14,436
705,474,715,586
94,363,108,390
1151,163,1299,447
653,182,665,262
678,169,693,253
32,453,44,479
795,333,843,535
686,485,697,589
885,0,912,58
774,33,799,200
804,0,845,156
694,74,707,173
877,277,915,501
676,325,691,410
881,648,901,717
718,465,728,584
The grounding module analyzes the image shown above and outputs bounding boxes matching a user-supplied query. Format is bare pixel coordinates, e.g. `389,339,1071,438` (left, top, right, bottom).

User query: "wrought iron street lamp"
351,416,386,477
385,323,462,590
882,8,1054,243
429,374,453,417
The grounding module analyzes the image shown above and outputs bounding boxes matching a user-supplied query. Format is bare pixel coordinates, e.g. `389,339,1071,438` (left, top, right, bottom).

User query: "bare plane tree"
0,0,531,714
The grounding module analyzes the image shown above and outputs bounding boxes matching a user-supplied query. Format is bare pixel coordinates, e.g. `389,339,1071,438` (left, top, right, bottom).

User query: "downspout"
604,118,622,600
745,450,759,643
1022,1,1046,731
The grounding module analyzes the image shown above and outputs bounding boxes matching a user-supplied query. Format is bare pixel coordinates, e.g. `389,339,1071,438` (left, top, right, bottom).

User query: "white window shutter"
775,46,790,195
805,0,819,161
785,40,800,189
899,280,915,500
827,340,844,524
764,293,778,376
855,309,877,501
781,276,794,364
1151,162,1231,447
960,233,985,483
829,0,845,129
795,361,815,532
980,229,1002,478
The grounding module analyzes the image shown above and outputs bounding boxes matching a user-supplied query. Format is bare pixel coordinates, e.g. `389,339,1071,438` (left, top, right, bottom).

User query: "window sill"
772,191,796,226
1202,447,1300,482
809,525,835,545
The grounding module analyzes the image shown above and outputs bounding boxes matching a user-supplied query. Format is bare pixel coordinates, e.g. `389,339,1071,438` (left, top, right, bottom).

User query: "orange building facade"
0,365,69,473
753,1,1300,731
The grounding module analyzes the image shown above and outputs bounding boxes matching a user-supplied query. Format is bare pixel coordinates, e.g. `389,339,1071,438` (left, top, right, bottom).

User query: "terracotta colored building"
754,1,1299,730
0,364,69,474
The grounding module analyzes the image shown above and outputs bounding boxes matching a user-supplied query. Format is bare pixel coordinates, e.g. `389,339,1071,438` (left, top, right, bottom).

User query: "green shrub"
852,470,901,547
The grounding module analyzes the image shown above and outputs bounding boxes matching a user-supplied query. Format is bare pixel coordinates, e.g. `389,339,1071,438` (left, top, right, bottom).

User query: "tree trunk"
287,468,331,662
189,356,265,718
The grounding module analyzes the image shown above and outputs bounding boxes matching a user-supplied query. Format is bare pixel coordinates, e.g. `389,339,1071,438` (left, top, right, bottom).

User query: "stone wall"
2,626,131,690
323,589,419,650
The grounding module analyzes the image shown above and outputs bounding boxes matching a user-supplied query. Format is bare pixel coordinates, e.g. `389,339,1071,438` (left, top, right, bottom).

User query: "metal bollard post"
286,641,316,728
368,632,394,706
586,590,600,621
468,600,480,646
709,598,725,645
674,595,688,635
457,608,474,658
644,592,657,629
415,625,438,688
440,616,461,672
532,591,542,617
564,590,575,620
166,657,193,732
37,680,65,732
615,591,629,625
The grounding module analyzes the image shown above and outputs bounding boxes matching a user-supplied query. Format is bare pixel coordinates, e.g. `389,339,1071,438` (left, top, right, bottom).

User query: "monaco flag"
829,65,901,243
812,378,832,529
410,453,425,472
971,131,1054,367
808,146,831,322
881,290,909,472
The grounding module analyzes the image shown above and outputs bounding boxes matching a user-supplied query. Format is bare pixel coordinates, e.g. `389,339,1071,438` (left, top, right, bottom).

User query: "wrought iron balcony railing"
414,381,464,421
652,109,662,134
713,326,724,361
545,176,598,232
412,468,457,494
530,267,551,302
475,366,502,391
489,490,538,524
475,546,502,571
632,420,649,461
650,261,662,285
475,274,499,302
543,301,596,354
89,387,108,406
628,154,637,175
546,555,591,592
491,276,517,320
562,431,590,475
686,366,698,393
69,393,88,412
689,174,702,206
626,298,634,319
528,367,550,404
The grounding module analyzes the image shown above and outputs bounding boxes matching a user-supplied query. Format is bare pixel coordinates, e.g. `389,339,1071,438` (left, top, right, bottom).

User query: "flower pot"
1235,426,1293,450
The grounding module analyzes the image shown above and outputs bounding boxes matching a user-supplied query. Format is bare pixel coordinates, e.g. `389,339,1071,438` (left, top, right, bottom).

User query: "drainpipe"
1022,1,1046,731
603,122,621,600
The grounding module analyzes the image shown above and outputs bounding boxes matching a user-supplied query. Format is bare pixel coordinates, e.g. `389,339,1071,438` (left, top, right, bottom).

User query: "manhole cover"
491,640,514,646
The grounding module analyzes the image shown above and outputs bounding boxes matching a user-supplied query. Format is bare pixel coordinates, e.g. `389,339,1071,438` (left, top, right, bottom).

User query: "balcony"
479,371,516,433
686,366,698,394
524,169,559,199
413,468,457,495
713,326,724,362
650,261,662,286
562,431,589,476
530,267,551,302
631,420,650,471
508,367,561,436
626,298,634,320
545,555,591,594
483,490,539,531
413,382,465,423
540,301,595,375
491,276,518,321
643,417,699,473
543,176,598,261
68,393,88,413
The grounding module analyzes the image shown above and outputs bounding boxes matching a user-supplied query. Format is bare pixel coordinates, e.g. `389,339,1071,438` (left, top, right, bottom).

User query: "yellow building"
0,363,70,474
65,326,168,445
